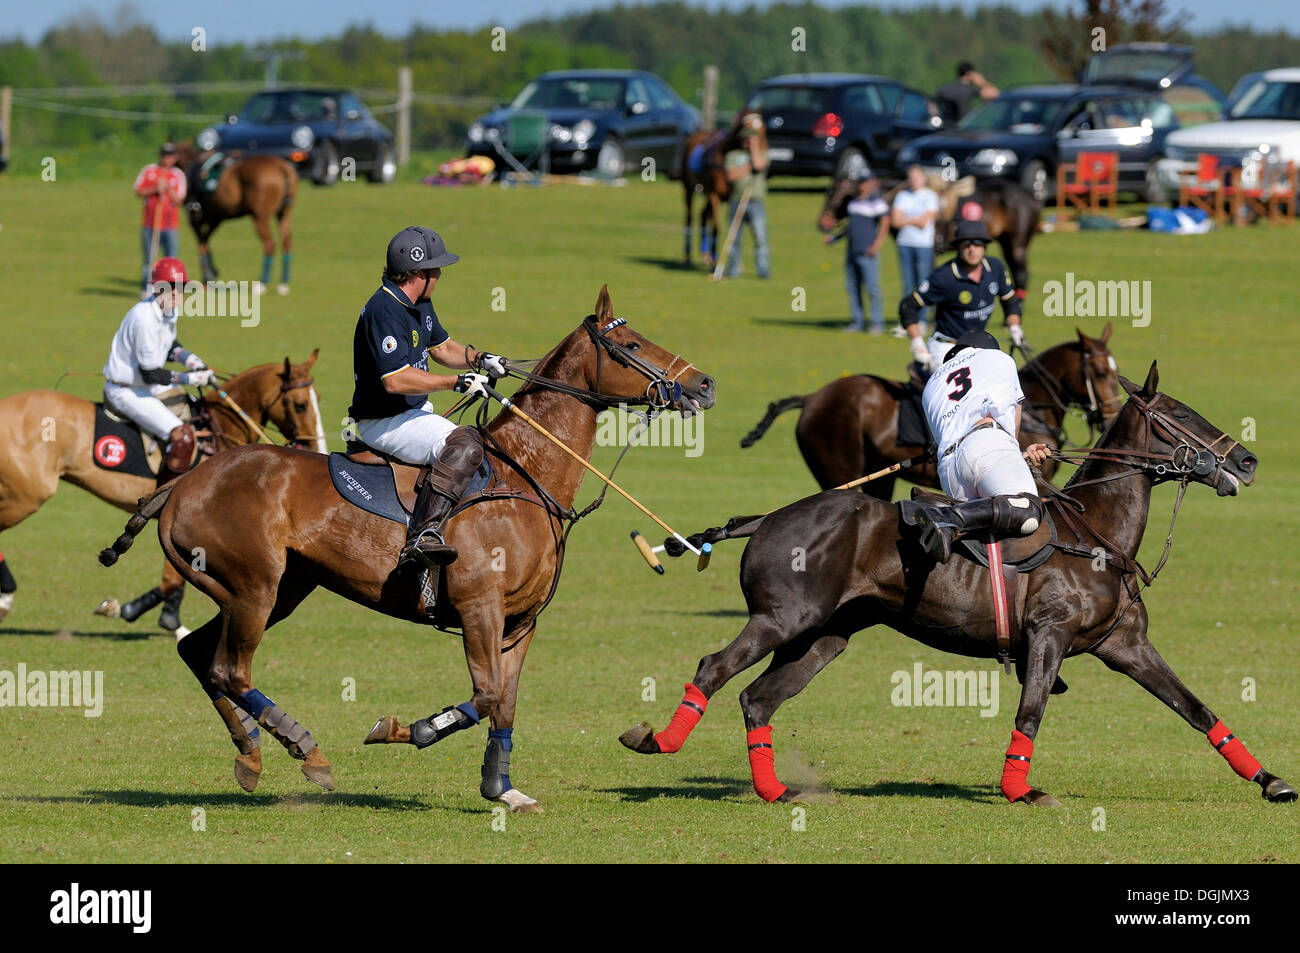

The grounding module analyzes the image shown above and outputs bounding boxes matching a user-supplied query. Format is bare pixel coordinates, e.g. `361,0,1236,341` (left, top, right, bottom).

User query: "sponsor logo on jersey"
958,290,972,305
381,335,397,353
989,282,998,294
94,435,128,468
425,315,433,332
411,329,419,348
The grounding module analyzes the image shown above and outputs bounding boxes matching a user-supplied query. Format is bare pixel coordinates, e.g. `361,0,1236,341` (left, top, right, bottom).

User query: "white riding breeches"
354,402,457,466
938,425,1036,502
103,383,184,441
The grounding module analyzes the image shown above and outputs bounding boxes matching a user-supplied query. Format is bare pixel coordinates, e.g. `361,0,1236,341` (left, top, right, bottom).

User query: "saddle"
907,487,1057,571
328,442,497,527
95,389,200,478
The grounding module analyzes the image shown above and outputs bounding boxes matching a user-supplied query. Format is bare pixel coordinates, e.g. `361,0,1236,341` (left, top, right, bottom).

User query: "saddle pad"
92,404,155,479
896,388,933,448
327,453,495,527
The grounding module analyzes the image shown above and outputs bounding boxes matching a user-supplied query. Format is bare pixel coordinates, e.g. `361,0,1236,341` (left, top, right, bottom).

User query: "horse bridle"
276,375,321,447
1018,341,1122,441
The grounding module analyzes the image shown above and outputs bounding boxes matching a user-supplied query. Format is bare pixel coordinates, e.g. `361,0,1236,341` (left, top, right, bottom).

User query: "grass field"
0,168,1296,864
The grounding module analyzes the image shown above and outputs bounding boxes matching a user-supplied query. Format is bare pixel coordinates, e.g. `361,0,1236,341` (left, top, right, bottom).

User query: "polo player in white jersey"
899,329,1051,562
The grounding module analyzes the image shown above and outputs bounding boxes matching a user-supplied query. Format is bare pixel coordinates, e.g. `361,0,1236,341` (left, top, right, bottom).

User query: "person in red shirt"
133,142,188,291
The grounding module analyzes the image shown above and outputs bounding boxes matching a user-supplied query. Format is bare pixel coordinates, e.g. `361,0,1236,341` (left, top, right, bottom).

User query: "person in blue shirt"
825,165,890,333
349,226,511,568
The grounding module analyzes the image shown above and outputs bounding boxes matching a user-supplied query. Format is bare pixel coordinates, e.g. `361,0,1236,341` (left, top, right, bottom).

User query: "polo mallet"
214,386,276,445
710,181,752,282
482,383,710,573
146,184,165,277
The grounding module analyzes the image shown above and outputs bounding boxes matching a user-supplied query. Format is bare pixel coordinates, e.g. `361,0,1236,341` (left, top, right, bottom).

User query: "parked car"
466,70,699,178
1156,68,1300,198
1082,42,1227,129
744,73,943,180
898,84,1185,202
196,88,397,186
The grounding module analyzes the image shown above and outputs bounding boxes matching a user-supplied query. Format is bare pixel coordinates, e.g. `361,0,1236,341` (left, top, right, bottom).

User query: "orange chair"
1057,151,1119,216
1177,154,1228,224
1224,160,1297,225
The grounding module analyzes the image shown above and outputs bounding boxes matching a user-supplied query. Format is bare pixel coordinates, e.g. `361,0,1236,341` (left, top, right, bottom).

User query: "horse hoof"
1262,775,1298,803
776,786,806,804
276,283,290,296
497,789,543,814
93,598,121,618
301,747,335,791
253,282,267,296
618,722,660,754
364,715,411,745
1016,789,1061,807
234,749,262,793
0,592,12,622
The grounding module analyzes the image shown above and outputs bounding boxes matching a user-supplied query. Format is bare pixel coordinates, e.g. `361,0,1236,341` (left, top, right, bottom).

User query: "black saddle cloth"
92,405,155,479
327,453,493,527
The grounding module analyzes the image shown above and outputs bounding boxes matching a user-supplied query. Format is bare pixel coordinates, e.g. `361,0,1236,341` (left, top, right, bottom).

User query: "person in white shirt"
898,330,1050,562
891,165,939,329
102,257,213,483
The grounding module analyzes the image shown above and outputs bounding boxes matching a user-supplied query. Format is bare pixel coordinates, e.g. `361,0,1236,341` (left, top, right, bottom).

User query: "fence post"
1,86,11,166
702,66,718,132
396,67,412,167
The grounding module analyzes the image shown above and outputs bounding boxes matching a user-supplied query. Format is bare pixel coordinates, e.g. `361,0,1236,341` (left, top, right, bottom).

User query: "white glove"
184,353,208,371
455,372,489,400
477,352,509,377
909,335,932,369
182,369,213,387
1009,324,1025,348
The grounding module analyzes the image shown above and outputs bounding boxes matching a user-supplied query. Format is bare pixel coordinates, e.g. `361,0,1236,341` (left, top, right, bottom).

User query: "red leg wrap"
1207,719,1262,782
653,684,708,754
1015,288,1027,300
746,726,788,802
1001,729,1034,802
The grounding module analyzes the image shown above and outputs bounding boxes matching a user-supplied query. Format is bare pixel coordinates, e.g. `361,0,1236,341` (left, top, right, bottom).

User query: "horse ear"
304,347,319,370
282,357,292,378
1101,321,1113,343
1075,327,1089,347
1142,360,1159,395
1118,375,1140,396
594,284,613,325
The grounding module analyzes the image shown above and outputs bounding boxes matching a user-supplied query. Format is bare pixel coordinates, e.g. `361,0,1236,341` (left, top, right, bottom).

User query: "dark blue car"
197,88,397,186
466,70,699,177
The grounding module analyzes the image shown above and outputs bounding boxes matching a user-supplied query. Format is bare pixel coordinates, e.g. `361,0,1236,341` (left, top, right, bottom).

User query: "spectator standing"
892,165,940,330
825,166,890,334
133,142,187,291
722,113,770,279
935,62,1000,124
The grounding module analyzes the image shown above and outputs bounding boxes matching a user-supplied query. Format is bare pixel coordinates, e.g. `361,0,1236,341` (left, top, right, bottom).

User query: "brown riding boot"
399,427,484,569
156,424,196,485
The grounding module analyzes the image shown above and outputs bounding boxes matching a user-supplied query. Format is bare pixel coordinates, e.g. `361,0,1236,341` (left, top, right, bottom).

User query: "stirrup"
916,519,954,563
400,528,458,569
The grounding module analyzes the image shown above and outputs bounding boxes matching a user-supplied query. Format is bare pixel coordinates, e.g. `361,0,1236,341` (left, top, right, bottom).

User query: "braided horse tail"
98,483,175,567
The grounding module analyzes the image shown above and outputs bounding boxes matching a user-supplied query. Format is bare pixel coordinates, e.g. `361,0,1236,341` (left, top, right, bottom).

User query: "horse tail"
663,514,766,557
740,395,805,448
98,483,174,567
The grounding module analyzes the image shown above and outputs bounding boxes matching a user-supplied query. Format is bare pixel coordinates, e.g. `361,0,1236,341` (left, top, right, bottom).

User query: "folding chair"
1056,151,1119,216
491,111,551,182
1224,159,1297,226
1177,153,1228,224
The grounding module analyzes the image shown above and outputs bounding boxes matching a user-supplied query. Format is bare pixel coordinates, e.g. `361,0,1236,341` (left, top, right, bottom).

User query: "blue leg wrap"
238,688,273,718
457,701,481,724
281,252,291,285
480,727,514,799
260,255,273,285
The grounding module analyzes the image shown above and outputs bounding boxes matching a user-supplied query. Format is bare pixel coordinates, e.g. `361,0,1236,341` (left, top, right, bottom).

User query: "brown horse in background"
818,173,1041,297
680,110,766,269
626,363,1296,807
97,287,715,813
0,354,324,629
176,142,297,295
740,327,1121,500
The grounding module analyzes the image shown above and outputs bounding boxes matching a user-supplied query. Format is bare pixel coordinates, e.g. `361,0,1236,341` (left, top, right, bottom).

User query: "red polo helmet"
151,257,188,288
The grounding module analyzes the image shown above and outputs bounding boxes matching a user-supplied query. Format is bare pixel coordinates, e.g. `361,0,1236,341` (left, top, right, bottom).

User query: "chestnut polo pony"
0,352,324,628
98,287,715,814
740,326,1123,499
680,109,766,269
623,363,1295,807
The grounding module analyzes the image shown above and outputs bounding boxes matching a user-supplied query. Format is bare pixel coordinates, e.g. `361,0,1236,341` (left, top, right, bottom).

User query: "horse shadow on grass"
602,778,1000,804
751,316,856,331
597,776,754,802
841,780,1001,803
0,627,159,642
626,255,704,272
5,789,428,811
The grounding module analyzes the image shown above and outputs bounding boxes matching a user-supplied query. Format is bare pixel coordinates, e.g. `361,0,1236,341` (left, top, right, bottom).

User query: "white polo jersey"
922,346,1023,457
103,298,178,392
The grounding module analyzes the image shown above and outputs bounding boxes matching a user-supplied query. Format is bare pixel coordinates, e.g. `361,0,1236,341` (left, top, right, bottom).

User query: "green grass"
0,170,1296,863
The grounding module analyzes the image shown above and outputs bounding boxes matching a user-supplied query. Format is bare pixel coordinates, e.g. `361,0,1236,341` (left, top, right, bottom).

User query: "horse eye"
294,403,307,413
626,342,641,351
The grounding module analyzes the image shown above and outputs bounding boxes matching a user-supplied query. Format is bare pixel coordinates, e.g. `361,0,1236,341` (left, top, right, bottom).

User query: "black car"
197,88,397,186
898,85,1185,202
745,73,944,180
466,70,699,177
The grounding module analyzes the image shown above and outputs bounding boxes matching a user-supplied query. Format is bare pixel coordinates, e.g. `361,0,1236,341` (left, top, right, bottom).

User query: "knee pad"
992,494,1042,536
440,426,484,469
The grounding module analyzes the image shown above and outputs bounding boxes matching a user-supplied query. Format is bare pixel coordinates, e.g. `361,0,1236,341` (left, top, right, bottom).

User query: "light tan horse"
0,352,325,627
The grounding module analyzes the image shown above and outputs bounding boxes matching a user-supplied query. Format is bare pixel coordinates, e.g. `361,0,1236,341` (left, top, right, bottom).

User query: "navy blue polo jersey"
349,279,450,420
909,256,1016,339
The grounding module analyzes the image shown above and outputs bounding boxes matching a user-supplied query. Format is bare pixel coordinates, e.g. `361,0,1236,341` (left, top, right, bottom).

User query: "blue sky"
3,0,1291,44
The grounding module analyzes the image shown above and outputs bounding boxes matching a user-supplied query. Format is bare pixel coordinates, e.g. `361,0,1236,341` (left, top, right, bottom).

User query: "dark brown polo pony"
680,110,766,269
98,287,714,812
624,363,1295,806
0,354,323,628
176,142,297,294
741,326,1122,499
